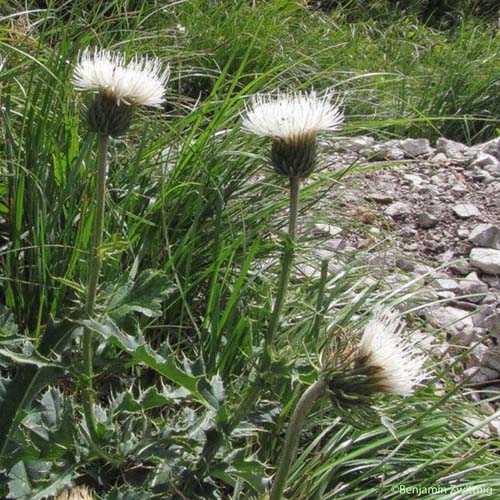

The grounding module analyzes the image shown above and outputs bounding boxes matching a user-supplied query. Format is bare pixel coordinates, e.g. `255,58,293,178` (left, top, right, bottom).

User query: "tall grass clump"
0,1,499,499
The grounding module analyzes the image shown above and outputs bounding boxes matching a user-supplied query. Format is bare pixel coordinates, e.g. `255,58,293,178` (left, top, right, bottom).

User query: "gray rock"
451,182,468,195
432,277,459,291
453,326,484,346
483,311,500,334
400,138,433,158
418,211,439,229
385,201,411,219
432,152,448,163
463,366,500,384
469,152,499,169
452,204,481,219
472,137,500,159
312,223,343,238
436,138,469,158
472,168,495,184
470,248,500,274
425,306,474,335
370,143,405,161
481,347,500,373
403,173,426,187
458,272,488,303
449,259,473,275
469,224,500,249
473,305,497,328
336,136,375,153
480,274,499,288
484,162,500,177
364,191,395,204
482,294,498,305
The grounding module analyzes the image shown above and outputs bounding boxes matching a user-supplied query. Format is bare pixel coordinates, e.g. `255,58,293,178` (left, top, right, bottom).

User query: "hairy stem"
265,175,300,346
82,133,109,442
196,176,302,477
269,378,328,500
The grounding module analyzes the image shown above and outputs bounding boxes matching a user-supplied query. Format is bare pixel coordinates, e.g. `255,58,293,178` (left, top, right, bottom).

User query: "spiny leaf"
108,269,176,320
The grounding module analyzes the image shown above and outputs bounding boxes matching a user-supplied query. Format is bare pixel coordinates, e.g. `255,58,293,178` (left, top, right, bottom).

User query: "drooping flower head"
321,309,427,427
56,486,94,500
357,308,426,396
72,48,169,136
241,90,343,178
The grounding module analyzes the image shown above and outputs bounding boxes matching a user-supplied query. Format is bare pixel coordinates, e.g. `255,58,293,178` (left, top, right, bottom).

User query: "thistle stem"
269,378,328,500
265,175,300,346
82,133,109,442
196,176,302,477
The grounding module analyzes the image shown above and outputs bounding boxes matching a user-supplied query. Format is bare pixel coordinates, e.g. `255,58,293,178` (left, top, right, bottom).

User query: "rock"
451,182,468,195
483,162,500,177
480,274,499,288
425,306,474,335
418,211,439,229
321,238,348,252
400,138,433,158
312,223,343,238
370,144,405,161
335,136,375,153
472,137,500,159
449,259,473,276
470,248,500,274
364,191,394,204
402,173,426,187
483,311,500,335
469,224,500,249
457,272,488,303
481,347,500,373
456,227,470,239
432,152,448,163
431,277,459,291
463,366,499,384
469,152,499,169
472,168,495,184
436,138,469,158
384,201,411,219
482,294,498,305
452,203,480,219
473,305,497,328
453,326,483,346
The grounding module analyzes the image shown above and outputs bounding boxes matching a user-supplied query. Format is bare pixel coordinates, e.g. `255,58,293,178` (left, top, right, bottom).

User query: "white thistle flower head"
73,48,169,107
357,308,427,396
56,486,94,500
73,48,169,136
241,90,343,178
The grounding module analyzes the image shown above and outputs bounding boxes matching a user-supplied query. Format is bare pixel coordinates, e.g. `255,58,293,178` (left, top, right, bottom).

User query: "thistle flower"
241,90,343,178
320,309,427,427
72,48,169,136
56,486,93,500
357,308,426,396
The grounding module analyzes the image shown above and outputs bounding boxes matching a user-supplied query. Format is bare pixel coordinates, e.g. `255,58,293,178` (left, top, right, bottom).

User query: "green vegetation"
0,1,498,499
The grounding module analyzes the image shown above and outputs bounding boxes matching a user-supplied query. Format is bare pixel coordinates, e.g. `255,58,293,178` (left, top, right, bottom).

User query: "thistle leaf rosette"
241,90,343,178
321,309,427,428
72,48,169,137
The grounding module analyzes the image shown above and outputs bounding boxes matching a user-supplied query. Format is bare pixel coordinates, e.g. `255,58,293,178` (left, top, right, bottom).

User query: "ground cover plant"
0,0,499,498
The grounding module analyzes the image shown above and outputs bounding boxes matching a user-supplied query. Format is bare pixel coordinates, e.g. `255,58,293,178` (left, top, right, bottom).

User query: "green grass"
0,1,499,499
